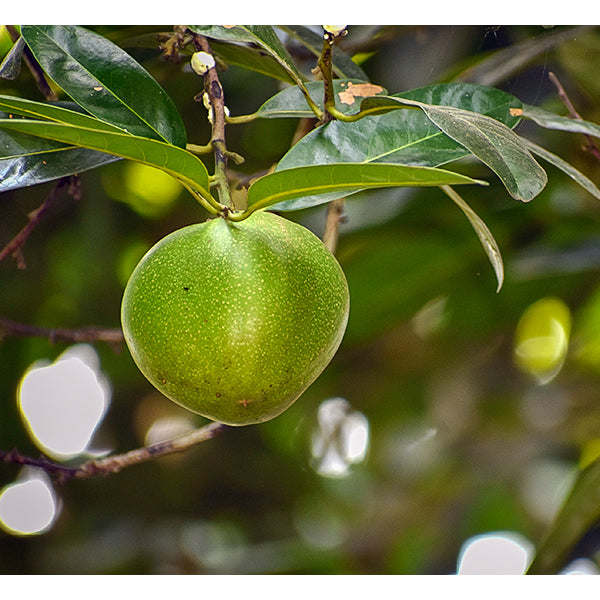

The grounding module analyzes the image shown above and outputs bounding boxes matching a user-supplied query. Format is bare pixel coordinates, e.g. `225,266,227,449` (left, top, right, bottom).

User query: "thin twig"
548,71,600,162
0,422,229,485
0,177,73,269
0,316,124,347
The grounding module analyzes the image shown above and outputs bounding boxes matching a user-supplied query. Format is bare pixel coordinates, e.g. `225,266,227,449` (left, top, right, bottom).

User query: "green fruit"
121,211,350,426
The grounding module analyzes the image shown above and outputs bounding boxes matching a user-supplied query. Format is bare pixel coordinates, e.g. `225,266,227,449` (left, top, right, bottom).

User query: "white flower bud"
323,25,347,37
191,51,215,75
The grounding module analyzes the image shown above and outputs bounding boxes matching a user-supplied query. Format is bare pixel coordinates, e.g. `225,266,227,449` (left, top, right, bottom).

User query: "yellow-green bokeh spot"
573,283,600,372
514,297,571,384
102,162,182,218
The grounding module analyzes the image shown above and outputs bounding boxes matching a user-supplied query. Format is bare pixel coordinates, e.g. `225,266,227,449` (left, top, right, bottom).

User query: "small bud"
323,25,347,37
191,51,215,75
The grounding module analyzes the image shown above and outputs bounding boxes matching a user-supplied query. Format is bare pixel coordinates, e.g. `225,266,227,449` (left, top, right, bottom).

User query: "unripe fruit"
121,211,350,426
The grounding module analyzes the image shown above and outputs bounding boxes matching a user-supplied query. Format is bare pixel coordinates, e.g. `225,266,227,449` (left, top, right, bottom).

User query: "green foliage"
2,24,600,575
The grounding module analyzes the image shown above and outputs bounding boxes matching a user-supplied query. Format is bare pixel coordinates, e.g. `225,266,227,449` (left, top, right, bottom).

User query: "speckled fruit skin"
121,211,350,426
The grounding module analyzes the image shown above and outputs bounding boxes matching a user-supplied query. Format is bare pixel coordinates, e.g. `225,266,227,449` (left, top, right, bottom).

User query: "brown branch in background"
0,176,78,269
323,198,347,254
0,421,228,485
0,316,124,347
5,25,58,101
548,71,600,162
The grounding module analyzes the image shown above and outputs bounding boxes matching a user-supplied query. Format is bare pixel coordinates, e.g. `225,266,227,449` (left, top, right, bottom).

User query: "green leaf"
278,26,369,80
0,119,210,199
527,456,600,574
276,83,527,205
256,80,387,119
21,25,187,147
245,162,486,213
396,97,547,201
522,104,600,139
0,94,127,132
440,185,504,292
278,83,524,169
191,25,306,85
0,127,119,192
208,38,296,84
524,138,600,200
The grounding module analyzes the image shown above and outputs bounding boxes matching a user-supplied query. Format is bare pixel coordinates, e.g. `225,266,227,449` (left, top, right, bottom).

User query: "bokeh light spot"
456,531,534,574
514,297,571,384
18,344,111,460
310,398,369,478
0,469,59,536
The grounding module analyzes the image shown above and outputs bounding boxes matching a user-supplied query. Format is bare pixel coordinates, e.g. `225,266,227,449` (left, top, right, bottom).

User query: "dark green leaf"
0,119,210,198
276,83,527,205
208,39,296,84
256,80,387,119
21,25,187,147
191,25,306,84
0,127,119,192
279,83,523,169
278,26,369,80
245,162,486,213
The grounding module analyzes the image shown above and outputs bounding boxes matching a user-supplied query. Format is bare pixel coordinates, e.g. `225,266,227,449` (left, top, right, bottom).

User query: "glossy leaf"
245,162,486,213
276,83,528,206
190,25,306,85
278,83,524,170
208,38,296,83
0,94,127,132
0,119,210,198
0,127,119,192
441,185,504,292
346,91,546,201
256,80,387,119
21,25,187,147
525,138,600,200
278,26,369,80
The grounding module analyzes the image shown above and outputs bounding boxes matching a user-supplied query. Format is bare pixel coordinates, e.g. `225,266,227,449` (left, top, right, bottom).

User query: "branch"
0,422,228,485
548,71,600,162
0,316,124,348
190,33,237,210
0,176,78,269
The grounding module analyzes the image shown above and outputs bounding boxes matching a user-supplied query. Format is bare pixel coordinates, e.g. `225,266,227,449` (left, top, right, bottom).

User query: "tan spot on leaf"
338,82,384,106
510,107,523,116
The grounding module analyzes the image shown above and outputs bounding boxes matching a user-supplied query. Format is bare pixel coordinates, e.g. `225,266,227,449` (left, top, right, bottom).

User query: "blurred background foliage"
2,24,600,574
